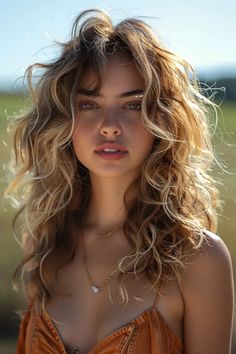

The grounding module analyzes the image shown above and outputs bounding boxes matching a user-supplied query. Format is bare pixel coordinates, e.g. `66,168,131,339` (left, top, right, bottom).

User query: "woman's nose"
99,109,122,137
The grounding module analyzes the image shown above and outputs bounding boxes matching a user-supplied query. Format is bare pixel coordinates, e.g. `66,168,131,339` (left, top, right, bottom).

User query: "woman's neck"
83,173,138,231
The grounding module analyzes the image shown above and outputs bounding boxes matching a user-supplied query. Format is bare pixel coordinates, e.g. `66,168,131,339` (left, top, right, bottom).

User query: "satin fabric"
15,305,183,353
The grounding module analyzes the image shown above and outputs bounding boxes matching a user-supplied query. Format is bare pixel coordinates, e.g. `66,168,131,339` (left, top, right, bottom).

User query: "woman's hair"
6,9,221,312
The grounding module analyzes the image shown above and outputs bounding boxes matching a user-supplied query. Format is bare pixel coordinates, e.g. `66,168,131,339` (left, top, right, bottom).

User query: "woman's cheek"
74,118,95,134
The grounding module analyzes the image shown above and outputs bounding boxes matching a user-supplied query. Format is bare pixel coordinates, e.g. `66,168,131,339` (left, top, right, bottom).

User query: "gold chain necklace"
90,222,124,238
80,226,123,294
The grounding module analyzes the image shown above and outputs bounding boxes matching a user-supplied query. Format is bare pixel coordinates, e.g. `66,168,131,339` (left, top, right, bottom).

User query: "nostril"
101,127,121,136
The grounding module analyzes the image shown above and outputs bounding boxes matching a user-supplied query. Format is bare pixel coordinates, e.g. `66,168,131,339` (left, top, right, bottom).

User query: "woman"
7,9,234,354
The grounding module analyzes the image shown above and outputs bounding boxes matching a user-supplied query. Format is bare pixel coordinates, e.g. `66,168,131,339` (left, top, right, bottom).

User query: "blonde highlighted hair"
6,9,221,312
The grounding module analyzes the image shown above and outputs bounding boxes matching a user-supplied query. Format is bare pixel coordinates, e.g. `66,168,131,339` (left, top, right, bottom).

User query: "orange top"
15,305,183,353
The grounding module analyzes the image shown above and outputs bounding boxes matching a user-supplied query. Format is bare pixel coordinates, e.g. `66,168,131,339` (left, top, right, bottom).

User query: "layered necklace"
80,223,124,294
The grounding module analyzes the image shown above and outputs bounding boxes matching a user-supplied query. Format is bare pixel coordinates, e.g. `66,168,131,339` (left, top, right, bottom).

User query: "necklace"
90,222,124,238
80,226,123,294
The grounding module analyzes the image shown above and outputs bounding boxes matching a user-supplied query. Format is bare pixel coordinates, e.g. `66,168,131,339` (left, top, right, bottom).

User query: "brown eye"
124,102,142,111
78,102,99,110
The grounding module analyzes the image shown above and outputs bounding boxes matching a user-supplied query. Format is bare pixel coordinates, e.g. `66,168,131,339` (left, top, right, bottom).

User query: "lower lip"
95,151,128,160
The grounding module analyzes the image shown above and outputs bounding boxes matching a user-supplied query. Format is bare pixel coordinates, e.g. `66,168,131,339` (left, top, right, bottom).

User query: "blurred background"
0,0,235,353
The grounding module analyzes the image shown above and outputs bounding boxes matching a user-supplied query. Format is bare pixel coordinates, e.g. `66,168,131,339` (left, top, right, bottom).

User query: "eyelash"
78,102,142,111
125,103,141,111
78,102,98,110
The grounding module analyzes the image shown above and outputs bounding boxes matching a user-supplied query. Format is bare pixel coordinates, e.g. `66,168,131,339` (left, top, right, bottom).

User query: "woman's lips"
95,142,128,160
95,142,128,152
95,150,128,160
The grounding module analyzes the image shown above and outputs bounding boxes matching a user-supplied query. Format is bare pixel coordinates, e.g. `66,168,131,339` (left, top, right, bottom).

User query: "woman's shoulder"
180,232,235,351
197,229,232,265
182,229,233,280
180,229,234,307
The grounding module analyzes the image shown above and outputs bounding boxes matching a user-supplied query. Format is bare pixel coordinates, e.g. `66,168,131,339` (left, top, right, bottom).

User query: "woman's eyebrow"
77,88,144,98
78,88,99,97
119,89,144,98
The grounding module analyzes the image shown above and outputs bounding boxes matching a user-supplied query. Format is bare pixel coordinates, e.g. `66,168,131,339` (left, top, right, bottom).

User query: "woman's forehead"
79,55,144,92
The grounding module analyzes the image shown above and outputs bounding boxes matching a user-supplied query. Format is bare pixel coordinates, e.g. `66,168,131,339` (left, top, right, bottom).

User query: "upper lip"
95,142,128,152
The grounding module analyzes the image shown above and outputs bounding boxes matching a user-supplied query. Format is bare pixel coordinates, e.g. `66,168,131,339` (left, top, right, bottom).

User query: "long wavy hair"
6,9,221,313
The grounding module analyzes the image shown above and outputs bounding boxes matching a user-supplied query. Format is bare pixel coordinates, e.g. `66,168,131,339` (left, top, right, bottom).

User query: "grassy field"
0,93,236,353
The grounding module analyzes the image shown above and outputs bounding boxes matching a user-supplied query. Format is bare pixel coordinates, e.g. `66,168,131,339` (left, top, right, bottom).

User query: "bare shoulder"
181,229,235,303
182,230,233,276
201,230,232,260
181,230,235,354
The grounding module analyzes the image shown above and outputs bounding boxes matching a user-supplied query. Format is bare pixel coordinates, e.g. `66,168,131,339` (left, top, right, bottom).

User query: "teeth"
103,148,120,152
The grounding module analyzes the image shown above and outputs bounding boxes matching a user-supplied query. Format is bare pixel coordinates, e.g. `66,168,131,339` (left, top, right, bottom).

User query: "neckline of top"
42,305,183,353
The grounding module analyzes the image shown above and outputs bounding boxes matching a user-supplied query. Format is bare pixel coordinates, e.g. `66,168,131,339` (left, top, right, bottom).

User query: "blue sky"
1,0,235,90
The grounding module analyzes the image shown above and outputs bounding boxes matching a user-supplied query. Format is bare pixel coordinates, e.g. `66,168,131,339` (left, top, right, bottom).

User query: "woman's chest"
46,263,184,353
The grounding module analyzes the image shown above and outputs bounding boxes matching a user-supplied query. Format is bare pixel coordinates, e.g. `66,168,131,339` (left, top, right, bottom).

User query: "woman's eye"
124,102,142,111
78,102,98,110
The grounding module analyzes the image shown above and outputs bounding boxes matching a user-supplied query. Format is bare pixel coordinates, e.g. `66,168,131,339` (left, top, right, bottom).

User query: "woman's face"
72,55,154,180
